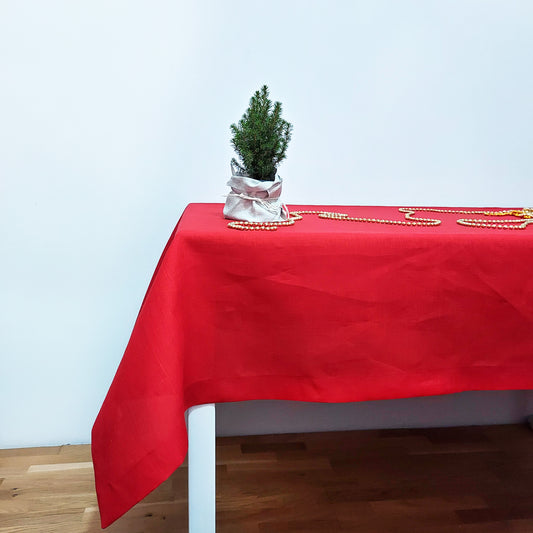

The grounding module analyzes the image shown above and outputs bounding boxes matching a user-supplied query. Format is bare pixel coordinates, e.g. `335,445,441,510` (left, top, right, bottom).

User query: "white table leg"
187,403,216,533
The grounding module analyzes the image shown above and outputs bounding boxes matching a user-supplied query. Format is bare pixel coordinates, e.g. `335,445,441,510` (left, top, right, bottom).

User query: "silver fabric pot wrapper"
223,174,289,222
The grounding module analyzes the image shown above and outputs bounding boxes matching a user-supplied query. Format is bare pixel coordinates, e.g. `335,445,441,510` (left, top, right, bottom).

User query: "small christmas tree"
230,85,293,182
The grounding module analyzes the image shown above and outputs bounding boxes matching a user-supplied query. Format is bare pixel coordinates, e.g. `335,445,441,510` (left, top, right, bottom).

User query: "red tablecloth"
92,204,533,527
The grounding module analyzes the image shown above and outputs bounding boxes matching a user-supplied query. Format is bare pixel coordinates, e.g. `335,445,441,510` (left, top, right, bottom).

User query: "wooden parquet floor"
1,424,532,532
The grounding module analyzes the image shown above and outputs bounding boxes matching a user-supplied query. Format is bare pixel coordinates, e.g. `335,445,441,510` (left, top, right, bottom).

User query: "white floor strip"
28,461,93,472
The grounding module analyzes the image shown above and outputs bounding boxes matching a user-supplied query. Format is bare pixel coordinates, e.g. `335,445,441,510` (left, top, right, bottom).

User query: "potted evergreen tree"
224,85,293,222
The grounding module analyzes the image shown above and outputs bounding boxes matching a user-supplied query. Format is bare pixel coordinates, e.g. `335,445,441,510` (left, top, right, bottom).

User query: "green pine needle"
230,85,293,182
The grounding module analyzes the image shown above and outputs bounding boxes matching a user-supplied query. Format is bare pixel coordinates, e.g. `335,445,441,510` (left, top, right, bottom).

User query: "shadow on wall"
215,390,533,436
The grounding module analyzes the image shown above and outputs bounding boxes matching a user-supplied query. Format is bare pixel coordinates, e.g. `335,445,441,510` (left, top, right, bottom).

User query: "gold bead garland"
227,207,533,231
484,208,533,218
457,218,533,230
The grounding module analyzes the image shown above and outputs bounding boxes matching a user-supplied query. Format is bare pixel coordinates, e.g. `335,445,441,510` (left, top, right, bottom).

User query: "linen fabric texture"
92,203,533,528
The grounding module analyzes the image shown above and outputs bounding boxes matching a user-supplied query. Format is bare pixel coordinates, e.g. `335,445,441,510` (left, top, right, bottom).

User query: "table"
91,203,533,530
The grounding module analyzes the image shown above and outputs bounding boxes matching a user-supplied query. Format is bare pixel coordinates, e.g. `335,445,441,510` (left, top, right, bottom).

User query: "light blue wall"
1,0,532,448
